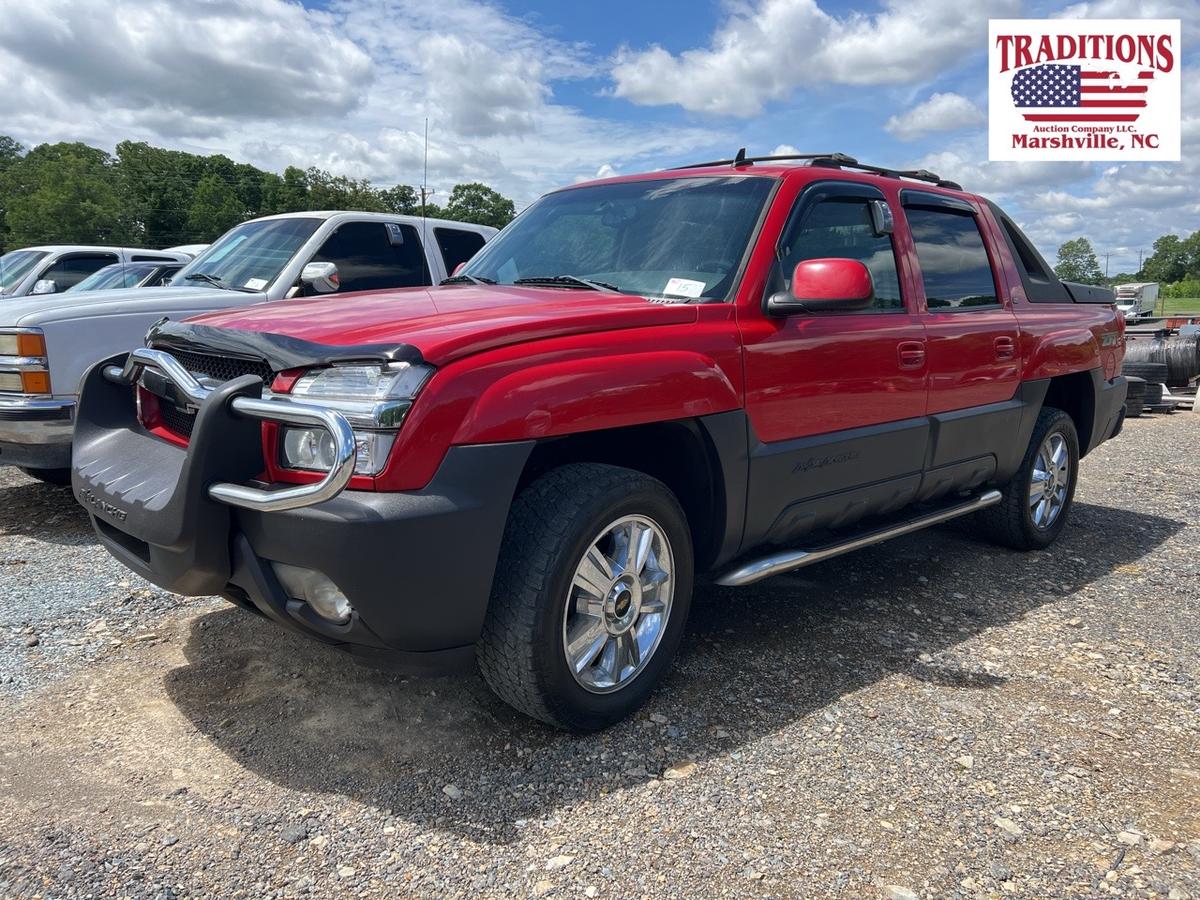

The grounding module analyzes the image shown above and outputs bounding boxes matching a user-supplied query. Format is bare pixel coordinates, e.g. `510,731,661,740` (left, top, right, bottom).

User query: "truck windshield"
0,250,48,294
174,217,322,292
461,175,776,301
69,263,156,292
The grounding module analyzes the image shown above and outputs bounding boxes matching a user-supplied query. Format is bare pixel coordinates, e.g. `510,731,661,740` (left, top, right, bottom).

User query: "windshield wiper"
183,272,257,293
514,275,622,293
440,274,496,286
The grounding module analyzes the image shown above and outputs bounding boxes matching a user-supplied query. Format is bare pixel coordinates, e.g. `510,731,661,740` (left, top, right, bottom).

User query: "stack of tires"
1124,336,1200,387
1124,376,1147,417
1121,360,1170,412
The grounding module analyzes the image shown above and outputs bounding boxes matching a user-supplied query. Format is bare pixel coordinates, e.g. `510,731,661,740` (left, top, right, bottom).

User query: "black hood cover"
145,318,426,372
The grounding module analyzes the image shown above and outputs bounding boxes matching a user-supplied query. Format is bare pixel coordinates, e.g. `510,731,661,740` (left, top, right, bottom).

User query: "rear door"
900,191,1022,496
739,180,930,547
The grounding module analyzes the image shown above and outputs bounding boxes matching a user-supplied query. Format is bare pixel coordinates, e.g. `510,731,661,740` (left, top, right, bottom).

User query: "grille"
151,348,275,439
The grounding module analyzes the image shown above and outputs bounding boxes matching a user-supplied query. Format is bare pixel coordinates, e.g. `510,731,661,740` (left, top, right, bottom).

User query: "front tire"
974,407,1079,550
478,463,693,731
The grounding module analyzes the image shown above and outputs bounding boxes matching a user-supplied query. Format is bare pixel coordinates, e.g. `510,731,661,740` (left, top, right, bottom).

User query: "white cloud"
884,93,985,141
0,0,724,207
0,0,372,123
610,0,1018,116
1055,0,1200,43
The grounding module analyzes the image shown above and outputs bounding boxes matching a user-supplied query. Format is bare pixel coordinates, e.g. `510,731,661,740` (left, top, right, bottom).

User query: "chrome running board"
715,489,1003,587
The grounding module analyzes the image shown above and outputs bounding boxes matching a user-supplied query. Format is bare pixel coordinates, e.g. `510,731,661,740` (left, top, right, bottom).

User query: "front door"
738,181,929,548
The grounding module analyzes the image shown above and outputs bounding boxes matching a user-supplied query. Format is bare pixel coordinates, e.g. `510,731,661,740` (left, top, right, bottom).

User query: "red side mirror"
789,258,874,310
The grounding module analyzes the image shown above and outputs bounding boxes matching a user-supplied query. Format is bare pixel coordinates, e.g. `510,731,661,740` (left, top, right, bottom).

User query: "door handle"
897,340,926,370
994,336,1016,360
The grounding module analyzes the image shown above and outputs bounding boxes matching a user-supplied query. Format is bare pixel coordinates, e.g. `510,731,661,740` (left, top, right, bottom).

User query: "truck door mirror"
30,279,59,295
300,262,340,295
767,259,875,315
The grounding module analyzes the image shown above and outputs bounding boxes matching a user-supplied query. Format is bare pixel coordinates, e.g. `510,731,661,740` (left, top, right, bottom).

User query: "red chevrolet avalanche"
72,152,1127,730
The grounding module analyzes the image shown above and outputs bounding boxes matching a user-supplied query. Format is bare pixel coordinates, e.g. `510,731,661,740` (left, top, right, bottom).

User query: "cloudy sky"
0,0,1195,271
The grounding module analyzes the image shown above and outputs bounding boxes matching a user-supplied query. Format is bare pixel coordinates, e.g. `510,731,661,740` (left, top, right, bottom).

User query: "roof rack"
673,148,963,191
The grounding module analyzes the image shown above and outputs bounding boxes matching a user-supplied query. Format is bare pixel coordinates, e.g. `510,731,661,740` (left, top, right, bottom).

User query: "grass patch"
1159,297,1200,316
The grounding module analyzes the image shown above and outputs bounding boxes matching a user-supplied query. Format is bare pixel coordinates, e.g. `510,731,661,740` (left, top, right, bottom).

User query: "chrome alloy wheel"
562,515,674,694
1029,432,1070,529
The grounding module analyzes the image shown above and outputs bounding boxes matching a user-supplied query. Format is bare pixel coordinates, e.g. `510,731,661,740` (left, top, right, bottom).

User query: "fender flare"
1022,327,1101,380
452,350,742,444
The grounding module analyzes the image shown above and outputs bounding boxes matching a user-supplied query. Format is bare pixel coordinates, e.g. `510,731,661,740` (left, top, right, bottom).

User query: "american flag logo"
1011,63,1151,123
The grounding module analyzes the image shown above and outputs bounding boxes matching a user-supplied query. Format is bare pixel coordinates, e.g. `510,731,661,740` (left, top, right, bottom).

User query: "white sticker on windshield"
244,277,268,291
664,277,705,298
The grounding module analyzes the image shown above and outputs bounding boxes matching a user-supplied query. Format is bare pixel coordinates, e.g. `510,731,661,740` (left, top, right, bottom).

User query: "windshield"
175,217,322,291
69,263,157,292
461,176,776,301
0,250,48,294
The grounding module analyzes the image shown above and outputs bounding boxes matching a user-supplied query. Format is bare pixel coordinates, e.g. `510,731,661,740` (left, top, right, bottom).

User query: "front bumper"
0,397,74,469
71,352,533,674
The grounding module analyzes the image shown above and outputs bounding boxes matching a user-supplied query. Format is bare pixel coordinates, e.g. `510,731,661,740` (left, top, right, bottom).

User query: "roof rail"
674,148,963,191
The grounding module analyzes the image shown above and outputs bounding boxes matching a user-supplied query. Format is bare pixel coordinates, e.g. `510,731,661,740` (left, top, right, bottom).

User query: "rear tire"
972,407,1079,551
18,466,70,486
478,463,693,732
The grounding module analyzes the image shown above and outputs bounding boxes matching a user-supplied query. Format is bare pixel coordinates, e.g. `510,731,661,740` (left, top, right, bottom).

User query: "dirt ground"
1,412,1197,898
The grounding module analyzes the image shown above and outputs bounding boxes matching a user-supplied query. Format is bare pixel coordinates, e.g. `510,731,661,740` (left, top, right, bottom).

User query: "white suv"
0,246,192,298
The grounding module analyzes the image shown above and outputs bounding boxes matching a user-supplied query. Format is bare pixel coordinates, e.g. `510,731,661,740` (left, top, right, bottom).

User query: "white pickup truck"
0,211,497,481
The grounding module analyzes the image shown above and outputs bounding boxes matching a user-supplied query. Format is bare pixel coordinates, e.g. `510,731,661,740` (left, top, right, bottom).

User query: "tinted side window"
905,208,998,309
779,198,903,311
148,264,183,286
310,222,430,293
42,253,119,289
130,254,179,262
435,227,486,274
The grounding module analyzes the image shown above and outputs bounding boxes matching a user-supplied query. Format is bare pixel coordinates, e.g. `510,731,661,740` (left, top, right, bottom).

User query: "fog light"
272,562,353,624
282,426,338,471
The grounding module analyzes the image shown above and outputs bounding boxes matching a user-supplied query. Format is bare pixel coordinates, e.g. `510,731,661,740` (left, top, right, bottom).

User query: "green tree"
116,141,205,246
0,135,26,247
303,167,387,212
0,135,23,171
261,166,311,215
378,184,419,215
1054,237,1104,285
1142,233,1189,284
186,174,245,241
2,142,131,246
443,182,515,228
1180,231,1200,280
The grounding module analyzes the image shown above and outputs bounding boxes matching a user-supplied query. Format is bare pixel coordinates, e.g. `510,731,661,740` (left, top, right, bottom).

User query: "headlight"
0,328,50,395
279,361,431,476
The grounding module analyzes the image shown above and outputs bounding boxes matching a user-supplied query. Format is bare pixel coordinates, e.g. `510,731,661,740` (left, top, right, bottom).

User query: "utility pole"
1137,249,1144,274
420,118,435,219
1104,252,1110,278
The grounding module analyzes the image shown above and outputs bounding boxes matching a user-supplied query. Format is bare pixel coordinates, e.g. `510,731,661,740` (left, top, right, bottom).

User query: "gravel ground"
0,412,1197,898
